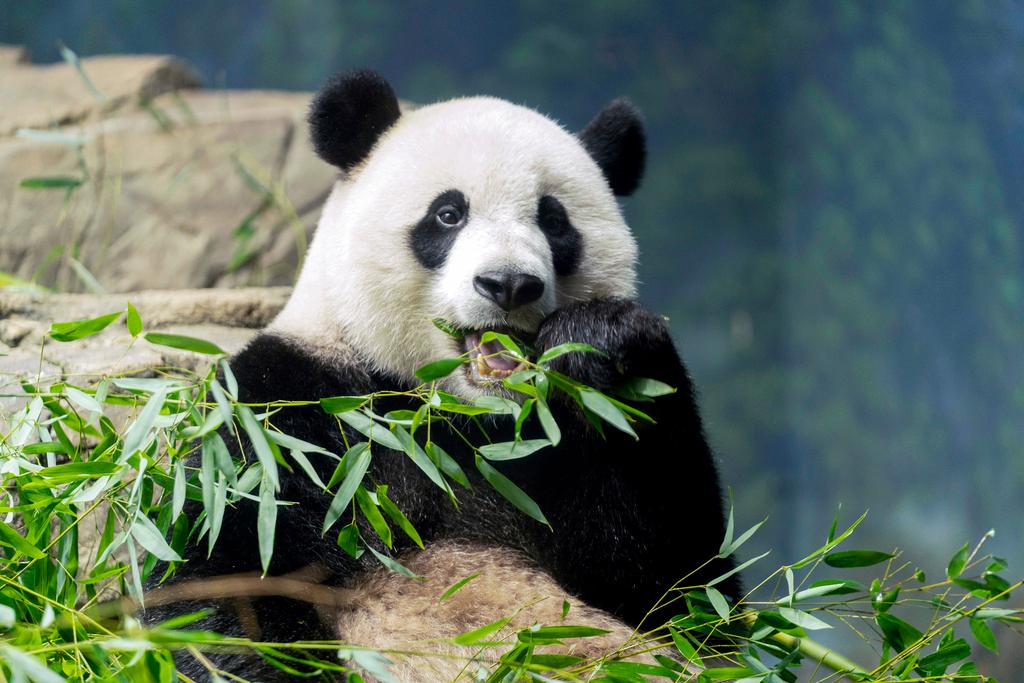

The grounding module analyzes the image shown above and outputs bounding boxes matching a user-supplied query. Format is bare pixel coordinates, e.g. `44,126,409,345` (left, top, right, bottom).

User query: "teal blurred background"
4,0,1022,655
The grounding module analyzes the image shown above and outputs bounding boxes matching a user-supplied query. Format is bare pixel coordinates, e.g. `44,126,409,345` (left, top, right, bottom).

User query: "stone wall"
0,46,337,294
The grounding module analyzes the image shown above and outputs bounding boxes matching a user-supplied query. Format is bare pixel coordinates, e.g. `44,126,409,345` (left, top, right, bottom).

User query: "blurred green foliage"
4,0,1023,577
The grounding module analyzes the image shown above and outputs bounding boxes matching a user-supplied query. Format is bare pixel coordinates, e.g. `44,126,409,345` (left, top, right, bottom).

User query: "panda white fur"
145,71,735,682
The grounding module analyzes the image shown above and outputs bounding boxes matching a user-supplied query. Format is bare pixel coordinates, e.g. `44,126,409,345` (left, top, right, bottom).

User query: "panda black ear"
578,98,646,197
309,70,402,172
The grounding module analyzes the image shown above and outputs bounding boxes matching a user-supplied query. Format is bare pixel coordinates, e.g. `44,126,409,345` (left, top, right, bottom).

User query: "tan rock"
43,339,166,388
0,288,287,411
0,319,37,346
0,356,62,429
0,53,200,135
0,44,29,66
0,88,334,292
0,287,290,330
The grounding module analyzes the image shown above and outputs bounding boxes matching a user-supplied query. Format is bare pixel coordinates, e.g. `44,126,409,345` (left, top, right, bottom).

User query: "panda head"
272,70,644,397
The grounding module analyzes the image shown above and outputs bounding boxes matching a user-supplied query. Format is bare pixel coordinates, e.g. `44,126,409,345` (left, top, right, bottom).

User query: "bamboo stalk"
771,631,872,681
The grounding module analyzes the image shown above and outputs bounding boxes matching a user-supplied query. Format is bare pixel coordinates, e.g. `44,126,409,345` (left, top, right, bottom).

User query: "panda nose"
473,271,545,311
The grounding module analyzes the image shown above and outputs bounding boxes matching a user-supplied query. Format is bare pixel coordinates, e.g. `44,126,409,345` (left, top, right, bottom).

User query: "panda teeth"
476,356,495,377
474,354,515,379
461,328,530,384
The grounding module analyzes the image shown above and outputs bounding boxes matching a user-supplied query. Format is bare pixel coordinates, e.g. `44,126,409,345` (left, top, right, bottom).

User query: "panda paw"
534,298,678,392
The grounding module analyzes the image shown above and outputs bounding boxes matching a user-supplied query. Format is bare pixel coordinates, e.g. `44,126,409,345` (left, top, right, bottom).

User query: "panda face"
411,185,582,389
273,80,642,398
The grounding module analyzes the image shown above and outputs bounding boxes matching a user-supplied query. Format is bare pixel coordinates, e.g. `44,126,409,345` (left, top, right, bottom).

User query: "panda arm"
524,298,739,626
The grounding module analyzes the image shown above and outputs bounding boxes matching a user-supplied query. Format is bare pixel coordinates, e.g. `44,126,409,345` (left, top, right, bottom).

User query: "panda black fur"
144,71,737,681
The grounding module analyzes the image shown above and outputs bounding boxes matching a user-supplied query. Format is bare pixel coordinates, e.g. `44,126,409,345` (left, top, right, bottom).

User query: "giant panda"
145,71,736,682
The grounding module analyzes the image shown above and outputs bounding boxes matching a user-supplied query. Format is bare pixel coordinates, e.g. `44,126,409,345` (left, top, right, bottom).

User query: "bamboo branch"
771,631,872,682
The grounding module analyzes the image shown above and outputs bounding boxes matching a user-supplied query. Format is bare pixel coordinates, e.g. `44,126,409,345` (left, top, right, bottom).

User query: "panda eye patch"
435,205,464,227
537,196,568,235
537,195,583,276
410,189,469,270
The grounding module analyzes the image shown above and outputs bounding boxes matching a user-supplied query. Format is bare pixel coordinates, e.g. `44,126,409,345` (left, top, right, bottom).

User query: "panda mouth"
460,329,531,383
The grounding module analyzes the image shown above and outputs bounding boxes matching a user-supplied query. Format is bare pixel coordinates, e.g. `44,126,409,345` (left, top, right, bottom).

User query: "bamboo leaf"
130,512,181,562
336,523,363,559
579,389,636,438
289,449,326,490
320,396,367,414
0,644,66,683
323,443,371,534
15,127,87,147
708,551,769,587
266,430,333,456
947,543,970,579
20,175,84,190
452,617,511,646
969,617,998,653
0,521,45,559
534,395,561,445
478,438,550,461
439,573,480,601
355,487,392,549
876,613,923,653
669,627,703,668
537,342,604,365
37,461,119,480
366,543,421,579
520,625,610,642
237,405,279,490
220,359,239,397
145,332,225,355
620,376,675,397
778,607,831,630
719,516,767,558
479,331,525,358
122,388,167,460
65,386,101,414
513,398,534,439
791,510,868,569
49,311,122,341
824,550,893,568
201,436,229,555
209,379,235,437
435,402,494,416
258,470,278,574
337,410,405,452
918,637,970,673
427,442,470,488
706,586,731,624
338,648,397,683
377,485,423,549
475,455,548,526
126,302,143,336
172,459,186,522
415,357,465,382
391,425,450,495
774,580,864,604
432,318,464,339
473,395,520,415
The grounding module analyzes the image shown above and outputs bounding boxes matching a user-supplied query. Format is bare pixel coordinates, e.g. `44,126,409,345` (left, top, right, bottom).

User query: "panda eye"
435,205,463,228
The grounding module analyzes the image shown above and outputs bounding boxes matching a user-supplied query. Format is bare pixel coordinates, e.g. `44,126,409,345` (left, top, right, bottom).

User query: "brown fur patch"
337,541,670,682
